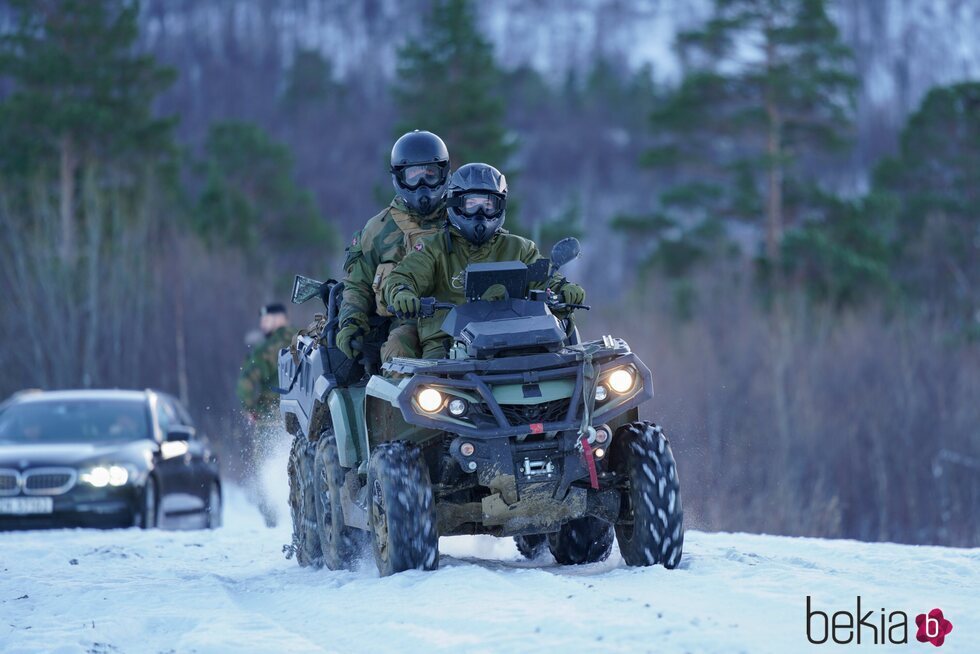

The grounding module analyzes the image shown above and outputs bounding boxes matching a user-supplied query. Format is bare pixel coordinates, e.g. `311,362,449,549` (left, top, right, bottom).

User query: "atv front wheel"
367,441,438,576
313,430,363,570
547,517,614,565
287,436,323,568
514,534,548,559
611,422,683,568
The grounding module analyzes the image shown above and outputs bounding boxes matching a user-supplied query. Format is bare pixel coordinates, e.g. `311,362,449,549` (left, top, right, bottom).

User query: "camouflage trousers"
380,322,422,362
421,336,452,360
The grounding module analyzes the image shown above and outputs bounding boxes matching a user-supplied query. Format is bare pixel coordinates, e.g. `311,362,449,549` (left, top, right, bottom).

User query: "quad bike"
277,238,683,575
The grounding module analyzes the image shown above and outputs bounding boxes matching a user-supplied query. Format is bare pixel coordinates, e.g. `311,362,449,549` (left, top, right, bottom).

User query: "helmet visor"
395,163,447,190
450,192,505,217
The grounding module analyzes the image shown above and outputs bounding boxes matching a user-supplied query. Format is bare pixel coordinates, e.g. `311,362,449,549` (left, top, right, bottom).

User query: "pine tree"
393,0,515,169
281,48,338,112
780,191,895,306
0,0,176,258
872,82,980,327
194,121,334,265
616,0,857,275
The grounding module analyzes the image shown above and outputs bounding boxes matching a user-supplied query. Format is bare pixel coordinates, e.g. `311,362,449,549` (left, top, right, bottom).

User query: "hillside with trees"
0,0,976,547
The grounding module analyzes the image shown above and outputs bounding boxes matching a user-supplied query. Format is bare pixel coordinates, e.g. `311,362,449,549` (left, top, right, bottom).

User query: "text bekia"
806,596,908,645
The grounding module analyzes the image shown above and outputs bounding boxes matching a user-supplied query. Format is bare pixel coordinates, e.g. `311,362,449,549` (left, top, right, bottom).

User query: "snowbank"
1,485,976,653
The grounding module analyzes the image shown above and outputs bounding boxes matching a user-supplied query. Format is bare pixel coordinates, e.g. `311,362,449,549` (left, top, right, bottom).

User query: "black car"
0,389,221,530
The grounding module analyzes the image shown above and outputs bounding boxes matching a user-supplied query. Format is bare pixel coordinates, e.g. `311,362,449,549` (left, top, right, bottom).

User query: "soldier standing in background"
237,302,295,526
336,130,451,368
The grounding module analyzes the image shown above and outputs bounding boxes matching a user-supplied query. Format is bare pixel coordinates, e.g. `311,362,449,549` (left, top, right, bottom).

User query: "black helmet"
445,163,507,246
390,130,450,215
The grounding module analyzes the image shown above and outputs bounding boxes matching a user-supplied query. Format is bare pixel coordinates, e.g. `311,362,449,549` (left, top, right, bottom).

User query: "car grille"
500,399,573,426
0,469,18,496
22,468,77,496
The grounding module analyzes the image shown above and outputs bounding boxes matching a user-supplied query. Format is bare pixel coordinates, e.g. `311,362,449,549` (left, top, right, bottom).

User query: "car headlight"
607,368,636,394
595,384,608,402
81,465,130,487
416,388,444,413
108,465,129,486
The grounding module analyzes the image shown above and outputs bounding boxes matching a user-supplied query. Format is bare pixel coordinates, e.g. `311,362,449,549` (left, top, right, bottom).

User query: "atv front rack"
383,337,631,377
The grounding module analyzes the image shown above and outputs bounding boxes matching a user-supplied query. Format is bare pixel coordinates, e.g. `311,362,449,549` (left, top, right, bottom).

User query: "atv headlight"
448,398,468,416
607,368,636,394
416,388,444,413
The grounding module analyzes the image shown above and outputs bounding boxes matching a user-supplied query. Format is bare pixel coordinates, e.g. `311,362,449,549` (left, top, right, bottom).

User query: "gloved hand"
560,283,586,306
336,321,364,360
391,289,421,319
481,283,508,301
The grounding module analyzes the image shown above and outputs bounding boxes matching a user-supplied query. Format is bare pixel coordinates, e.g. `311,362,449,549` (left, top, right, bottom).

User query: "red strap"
580,435,599,489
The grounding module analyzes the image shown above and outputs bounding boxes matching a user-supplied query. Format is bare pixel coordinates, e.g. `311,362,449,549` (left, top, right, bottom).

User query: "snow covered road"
2,485,977,654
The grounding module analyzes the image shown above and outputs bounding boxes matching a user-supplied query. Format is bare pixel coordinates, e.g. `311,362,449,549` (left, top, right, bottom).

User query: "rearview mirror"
291,275,326,305
166,426,194,442
550,237,581,270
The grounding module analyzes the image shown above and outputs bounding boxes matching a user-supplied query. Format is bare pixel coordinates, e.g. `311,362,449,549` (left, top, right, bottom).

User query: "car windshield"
0,399,151,444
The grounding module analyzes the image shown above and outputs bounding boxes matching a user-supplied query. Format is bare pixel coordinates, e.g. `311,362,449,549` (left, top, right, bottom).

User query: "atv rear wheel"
547,517,614,565
611,421,683,568
367,441,438,576
514,534,548,559
287,436,323,568
313,430,363,570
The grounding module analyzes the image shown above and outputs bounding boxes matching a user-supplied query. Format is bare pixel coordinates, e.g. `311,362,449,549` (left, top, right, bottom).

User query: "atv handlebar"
552,302,591,311
387,295,588,319
386,297,456,319
420,297,458,317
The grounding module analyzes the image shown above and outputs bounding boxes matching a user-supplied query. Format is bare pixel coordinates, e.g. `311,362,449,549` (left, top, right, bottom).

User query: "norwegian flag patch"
414,241,424,251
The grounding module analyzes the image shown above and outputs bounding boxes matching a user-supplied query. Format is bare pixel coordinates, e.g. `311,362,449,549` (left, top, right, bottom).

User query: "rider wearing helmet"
337,130,451,365
383,163,586,359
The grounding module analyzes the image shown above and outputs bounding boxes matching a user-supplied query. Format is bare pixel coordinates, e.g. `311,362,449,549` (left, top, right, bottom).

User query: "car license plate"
0,497,54,515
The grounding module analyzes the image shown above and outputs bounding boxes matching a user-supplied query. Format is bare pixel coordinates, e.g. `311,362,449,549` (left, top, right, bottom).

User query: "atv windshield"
0,400,152,444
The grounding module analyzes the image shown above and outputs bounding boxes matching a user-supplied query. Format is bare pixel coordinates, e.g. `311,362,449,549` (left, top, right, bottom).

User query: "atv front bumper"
437,429,623,536
391,349,653,440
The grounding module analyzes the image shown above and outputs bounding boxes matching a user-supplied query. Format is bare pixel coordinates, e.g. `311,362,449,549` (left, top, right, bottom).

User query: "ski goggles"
393,163,448,190
447,192,506,217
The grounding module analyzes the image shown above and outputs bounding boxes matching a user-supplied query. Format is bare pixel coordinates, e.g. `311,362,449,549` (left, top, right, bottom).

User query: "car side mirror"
166,426,194,442
550,237,581,270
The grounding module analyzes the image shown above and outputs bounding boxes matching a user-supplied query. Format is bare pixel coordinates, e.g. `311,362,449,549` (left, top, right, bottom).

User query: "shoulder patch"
344,230,364,271
414,241,424,252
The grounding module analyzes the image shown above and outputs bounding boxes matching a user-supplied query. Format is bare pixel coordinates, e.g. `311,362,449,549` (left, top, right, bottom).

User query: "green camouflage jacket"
339,197,447,331
383,227,568,354
236,326,295,417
